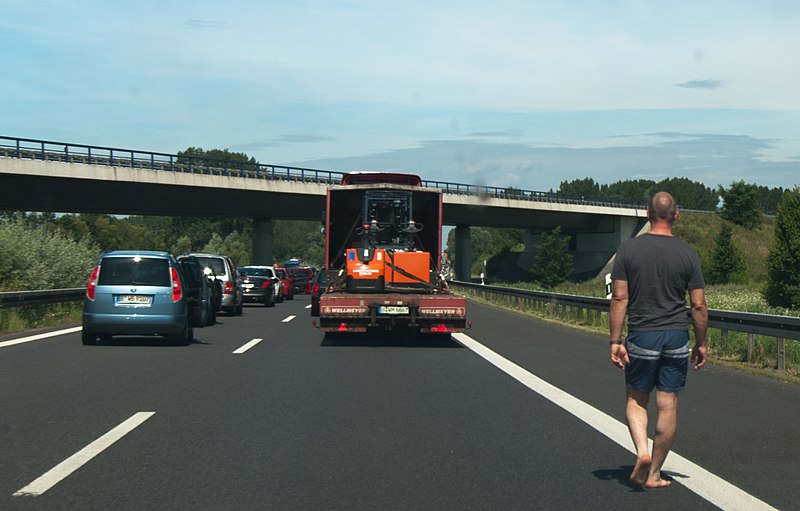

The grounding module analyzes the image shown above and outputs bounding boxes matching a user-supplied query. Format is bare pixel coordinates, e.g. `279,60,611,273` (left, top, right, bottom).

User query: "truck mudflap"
317,293,467,333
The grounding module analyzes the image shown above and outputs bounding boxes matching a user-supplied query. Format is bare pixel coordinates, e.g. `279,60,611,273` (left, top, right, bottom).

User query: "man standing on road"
609,191,708,488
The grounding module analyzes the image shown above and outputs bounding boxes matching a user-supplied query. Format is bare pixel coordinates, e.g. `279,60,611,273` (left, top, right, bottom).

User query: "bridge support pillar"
574,216,648,279
454,225,472,281
252,217,274,265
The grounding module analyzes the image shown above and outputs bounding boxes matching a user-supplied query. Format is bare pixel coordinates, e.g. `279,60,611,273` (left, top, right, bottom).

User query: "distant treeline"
554,177,789,213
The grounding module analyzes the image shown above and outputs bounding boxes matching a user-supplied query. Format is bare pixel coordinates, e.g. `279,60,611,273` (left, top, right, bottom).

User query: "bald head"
648,191,678,223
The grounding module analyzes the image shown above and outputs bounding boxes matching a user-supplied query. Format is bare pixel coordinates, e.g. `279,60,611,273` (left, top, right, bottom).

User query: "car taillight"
312,283,319,294
170,267,183,302
86,265,100,301
224,281,234,294
261,281,270,289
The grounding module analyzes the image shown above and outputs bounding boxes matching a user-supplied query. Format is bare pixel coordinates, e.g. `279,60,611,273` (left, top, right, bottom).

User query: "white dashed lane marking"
13,412,156,497
233,338,263,354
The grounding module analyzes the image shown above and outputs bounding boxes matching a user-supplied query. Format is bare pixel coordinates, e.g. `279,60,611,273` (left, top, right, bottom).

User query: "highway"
1,296,798,510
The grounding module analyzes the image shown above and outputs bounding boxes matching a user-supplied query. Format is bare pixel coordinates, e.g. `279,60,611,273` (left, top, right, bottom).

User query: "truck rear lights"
170,267,183,302
86,265,100,300
430,323,451,333
338,322,348,332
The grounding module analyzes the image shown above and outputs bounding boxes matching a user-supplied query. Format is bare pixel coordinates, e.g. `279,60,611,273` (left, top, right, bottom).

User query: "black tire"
235,302,244,315
287,293,294,301
265,293,275,307
82,330,98,345
170,324,192,345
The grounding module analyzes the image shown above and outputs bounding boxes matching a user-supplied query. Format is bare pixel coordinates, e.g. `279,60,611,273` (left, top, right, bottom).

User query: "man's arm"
689,287,708,369
609,279,629,368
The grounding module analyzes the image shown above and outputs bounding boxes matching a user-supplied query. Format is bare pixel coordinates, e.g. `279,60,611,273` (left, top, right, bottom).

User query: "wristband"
609,340,624,345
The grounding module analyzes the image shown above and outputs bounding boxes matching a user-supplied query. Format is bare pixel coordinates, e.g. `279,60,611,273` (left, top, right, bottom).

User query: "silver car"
82,250,193,345
184,253,244,315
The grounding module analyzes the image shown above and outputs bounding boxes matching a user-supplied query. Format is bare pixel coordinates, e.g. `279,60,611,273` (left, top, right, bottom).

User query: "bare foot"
645,473,672,488
630,455,651,485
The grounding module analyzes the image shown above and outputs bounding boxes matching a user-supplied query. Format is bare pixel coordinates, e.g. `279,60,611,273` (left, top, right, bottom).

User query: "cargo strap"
385,251,434,290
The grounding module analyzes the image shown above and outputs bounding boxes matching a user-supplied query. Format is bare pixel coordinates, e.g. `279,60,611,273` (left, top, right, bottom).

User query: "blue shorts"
625,330,689,393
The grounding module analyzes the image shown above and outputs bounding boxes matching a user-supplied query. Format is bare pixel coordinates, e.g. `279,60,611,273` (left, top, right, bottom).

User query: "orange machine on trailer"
315,172,468,334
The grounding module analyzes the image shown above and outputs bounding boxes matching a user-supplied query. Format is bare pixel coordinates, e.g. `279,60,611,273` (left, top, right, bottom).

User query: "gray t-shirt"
611,233,705,331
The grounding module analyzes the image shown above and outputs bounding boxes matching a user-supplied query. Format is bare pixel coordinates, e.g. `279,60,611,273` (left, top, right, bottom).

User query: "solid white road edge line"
233,338,263,354
13,411,156,497
282,315,296,323
452,333,778,511
0,326,83,349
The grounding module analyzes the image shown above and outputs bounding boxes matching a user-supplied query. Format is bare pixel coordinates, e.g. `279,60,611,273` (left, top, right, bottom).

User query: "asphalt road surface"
1,296,798,510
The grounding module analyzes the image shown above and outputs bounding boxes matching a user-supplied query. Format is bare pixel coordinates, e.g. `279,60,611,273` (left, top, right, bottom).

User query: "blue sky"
2,0,799,192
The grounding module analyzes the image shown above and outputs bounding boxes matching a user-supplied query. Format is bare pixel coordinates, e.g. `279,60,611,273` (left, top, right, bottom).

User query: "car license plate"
115,294,153,305
243,283,254,289
378,306,409,315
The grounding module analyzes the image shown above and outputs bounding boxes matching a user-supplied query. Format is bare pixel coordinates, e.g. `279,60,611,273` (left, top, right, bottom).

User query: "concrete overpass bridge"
0,136,647,280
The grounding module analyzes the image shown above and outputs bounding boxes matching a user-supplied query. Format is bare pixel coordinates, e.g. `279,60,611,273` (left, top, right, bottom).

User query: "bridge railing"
0,135,647,210
450,281,800,372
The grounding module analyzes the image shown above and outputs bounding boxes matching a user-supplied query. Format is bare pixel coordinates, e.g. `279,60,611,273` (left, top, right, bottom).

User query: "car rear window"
288,268,311,279
194,257,227,276
241,267,268,277
98,257,170,287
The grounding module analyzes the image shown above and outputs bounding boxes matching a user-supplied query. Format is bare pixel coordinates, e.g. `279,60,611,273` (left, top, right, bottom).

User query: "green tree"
202,231,250,267
558,178,601,199
719,181,762,229
756,185,786,214
177,147,259,173
171,235,194,256
764,188,800,308
656,177,719,211
707,223,746,284
532,226,573,289
273,220,324,266
601,179,656,205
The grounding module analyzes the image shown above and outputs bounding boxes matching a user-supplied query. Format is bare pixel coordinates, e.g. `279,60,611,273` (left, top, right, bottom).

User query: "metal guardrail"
0,288,85,308
451,281,800,371
0,135,648,210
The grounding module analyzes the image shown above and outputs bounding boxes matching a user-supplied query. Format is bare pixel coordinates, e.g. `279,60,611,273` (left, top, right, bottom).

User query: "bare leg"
625,388,651,485
646,390,678,488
